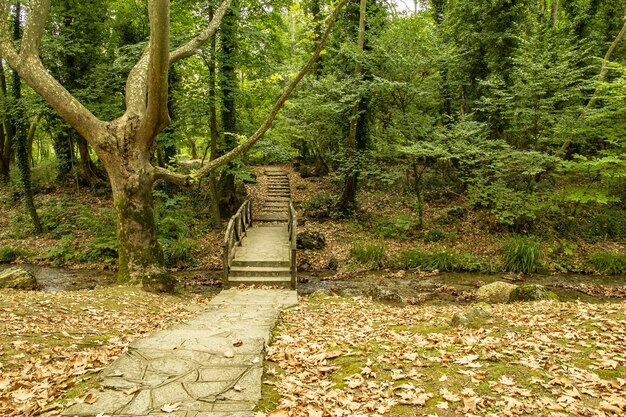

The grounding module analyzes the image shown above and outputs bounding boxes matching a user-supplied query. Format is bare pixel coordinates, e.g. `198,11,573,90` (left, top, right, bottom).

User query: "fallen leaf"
161,401,182,412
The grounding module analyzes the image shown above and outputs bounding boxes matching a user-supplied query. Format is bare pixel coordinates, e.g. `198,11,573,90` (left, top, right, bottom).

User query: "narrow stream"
2,264,624,305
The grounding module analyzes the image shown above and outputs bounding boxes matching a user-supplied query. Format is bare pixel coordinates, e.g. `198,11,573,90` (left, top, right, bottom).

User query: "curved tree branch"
169,0,234,64
21,0,49,58
0,0,107,146
139,0,171,146
155,0,350,185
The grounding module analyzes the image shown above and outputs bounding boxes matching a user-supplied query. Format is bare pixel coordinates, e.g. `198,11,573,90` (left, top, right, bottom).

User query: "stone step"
262,207,288,213
266,197,290,202
268,187,290,191
230,266,291,277
254,214,289,222
266,172,287,177
227,277,292,288
232,260,290,268
264,201,289,206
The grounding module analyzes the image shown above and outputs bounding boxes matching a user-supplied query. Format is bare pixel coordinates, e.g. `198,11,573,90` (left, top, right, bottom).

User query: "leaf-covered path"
63,288,297,417
263,296,626,417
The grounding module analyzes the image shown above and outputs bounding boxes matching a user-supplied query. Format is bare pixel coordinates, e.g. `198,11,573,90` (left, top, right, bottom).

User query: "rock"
366,287,403,304
297,231,326,250
451,306,493,327
509,284,558,302
475,281,518,304
0,267,38,290
327,257,339,271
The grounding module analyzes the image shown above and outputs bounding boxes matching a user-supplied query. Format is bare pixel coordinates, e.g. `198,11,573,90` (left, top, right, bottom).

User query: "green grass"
0,245,29,263
162,237,197,268
501,235,541,273
588,252,626,275
350,240,386,269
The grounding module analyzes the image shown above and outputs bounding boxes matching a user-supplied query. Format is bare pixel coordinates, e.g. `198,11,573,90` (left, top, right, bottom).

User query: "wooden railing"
222,200,253,285
288,201,297,289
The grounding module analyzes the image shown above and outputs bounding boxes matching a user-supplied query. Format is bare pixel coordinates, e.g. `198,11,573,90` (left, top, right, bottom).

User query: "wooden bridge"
222,168,297,289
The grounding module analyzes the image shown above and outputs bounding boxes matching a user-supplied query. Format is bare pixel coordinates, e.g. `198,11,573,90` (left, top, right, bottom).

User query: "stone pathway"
226,168,294,288
64,288,297,417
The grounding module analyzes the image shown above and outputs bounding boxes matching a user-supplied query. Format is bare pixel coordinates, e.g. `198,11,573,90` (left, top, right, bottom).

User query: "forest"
0,0,625,416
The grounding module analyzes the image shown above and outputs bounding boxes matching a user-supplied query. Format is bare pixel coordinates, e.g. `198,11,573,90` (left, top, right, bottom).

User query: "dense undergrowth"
1,164,625,277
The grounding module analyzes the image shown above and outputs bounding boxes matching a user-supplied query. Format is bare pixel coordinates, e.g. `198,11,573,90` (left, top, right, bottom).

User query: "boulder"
509,284,558,302
451,306,493,327
297,231,326,250
475,281,518,303
0,267,37,290
366,287,403,304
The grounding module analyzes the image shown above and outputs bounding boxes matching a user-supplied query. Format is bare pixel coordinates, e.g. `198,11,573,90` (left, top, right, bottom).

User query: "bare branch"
153,166,192,187
169,0,234,64
0,0,106,146
16,57,108,144
21,0,50,58
139,0,171,145
125,51,149,114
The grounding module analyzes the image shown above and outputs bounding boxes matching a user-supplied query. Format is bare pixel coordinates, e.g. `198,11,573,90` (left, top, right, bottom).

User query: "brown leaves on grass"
0,286,212,417
264,296,626,416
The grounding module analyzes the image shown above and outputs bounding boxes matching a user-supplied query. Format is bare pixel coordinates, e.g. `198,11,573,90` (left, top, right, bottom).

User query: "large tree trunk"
103,148,175,291
0,61,11,181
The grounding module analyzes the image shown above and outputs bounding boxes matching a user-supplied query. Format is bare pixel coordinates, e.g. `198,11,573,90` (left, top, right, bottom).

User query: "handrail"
287,201,297,289
222,200,253,285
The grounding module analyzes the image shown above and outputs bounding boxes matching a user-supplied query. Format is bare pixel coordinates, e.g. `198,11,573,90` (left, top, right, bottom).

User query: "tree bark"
0,60,11,181
207,5,221,226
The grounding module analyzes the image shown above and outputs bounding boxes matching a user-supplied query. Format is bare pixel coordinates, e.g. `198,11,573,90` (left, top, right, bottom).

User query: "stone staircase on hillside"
224,168,296,289
254,168,290,222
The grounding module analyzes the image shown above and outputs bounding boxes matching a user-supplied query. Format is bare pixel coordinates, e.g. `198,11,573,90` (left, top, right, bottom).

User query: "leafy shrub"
0,246,28,263
369,214,415,240
424,228,447,243
304,194,336,219
393,250,456,271
162,238,196,268
502,236,541,273
45,237,77,266
588,252,626,275
350,241,386,269
158,215,188,240
579,207,626,242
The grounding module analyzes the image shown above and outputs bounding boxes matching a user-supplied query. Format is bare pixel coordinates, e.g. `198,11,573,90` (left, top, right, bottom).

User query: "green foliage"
0,246,29,263
350,240,386,269
304,194,337,220
45,236,77,266
424,228,448,243
161,238,196,268
588,252,626,275
579,207,626,242
368,214,415,240
501,236,542,273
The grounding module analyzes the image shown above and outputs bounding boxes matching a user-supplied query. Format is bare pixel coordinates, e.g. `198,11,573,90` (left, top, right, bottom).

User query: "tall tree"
10,2,42,231
337,0,367,213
